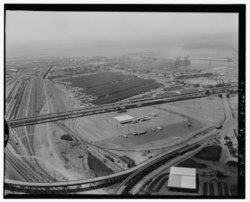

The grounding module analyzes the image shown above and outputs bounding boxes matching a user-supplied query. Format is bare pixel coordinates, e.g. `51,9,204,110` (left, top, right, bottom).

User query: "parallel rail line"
5,127,219,193
6,85,237,128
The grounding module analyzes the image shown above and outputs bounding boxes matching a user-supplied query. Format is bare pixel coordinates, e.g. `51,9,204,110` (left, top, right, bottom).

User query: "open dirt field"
73,104,199,143
97,121,201,149
73,103,203,150
32,81,87,181
172,96,225,124
33,122,78,181
50,123,89,179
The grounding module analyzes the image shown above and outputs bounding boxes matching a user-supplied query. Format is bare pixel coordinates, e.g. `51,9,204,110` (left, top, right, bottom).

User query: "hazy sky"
6,11,238,58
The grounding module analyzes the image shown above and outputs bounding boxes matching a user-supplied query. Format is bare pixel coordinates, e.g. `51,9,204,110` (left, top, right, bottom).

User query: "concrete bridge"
6,85,237,128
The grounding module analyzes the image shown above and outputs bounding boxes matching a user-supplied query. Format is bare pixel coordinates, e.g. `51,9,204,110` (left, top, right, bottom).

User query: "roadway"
221,93,233,120
114,91,237,195
6,85,237,128
4,84,236,193
114,128,219,194
5,125,220,194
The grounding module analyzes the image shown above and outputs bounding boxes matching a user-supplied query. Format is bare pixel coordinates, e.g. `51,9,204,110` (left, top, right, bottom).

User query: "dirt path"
38,79,80,180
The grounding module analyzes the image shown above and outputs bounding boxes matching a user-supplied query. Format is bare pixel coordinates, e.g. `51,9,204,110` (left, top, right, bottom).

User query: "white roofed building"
168,166,197,193
113,115,134,124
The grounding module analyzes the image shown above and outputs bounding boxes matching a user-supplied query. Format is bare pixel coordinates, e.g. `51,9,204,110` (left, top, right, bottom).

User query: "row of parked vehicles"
127,126,164,137
151,126,163,132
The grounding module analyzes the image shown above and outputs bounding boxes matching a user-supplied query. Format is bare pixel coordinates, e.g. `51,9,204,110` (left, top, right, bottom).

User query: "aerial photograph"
4,5,243,198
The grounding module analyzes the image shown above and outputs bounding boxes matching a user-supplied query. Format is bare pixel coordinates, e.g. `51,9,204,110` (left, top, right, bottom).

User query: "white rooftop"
170,166,196,176
113,115,134,122
168,166,196,190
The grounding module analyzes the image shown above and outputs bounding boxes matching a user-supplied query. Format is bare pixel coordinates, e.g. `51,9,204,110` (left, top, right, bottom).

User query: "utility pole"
41,172,44,182
54,170,56,181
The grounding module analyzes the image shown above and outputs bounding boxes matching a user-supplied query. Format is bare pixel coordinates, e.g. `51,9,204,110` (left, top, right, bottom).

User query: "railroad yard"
5,52,239,196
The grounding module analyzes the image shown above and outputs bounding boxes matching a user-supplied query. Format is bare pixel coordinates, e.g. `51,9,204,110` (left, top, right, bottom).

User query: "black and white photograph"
3,3,245,199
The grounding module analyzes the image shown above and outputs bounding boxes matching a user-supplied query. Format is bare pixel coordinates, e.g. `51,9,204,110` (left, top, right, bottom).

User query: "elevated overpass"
6,85,237,128
5,126,219,194
5,144,187,194
115,128,219,194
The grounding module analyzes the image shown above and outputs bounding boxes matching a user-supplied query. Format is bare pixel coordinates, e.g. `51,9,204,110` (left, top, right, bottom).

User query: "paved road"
115,128,219,194
221,93,233,121
6,85,237,128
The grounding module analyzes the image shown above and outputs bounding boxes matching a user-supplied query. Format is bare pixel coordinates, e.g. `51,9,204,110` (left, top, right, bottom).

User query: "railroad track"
6,85,237,128
5,148,43,182
10,128,54,183
4,126,219,194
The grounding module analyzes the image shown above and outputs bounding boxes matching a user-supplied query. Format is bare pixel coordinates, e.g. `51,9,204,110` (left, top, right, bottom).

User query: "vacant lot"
74,103,202,143
99,121,200,149
73,103,203,150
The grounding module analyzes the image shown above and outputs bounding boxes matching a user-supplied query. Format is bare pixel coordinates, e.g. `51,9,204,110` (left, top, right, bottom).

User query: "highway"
4,81,236,194
114,128,219,194
6,85,237,128
114,90,237,195
4,125,219,194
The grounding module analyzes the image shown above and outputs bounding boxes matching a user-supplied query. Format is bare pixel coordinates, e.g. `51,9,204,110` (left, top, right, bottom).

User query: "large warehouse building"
168,166,197,193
